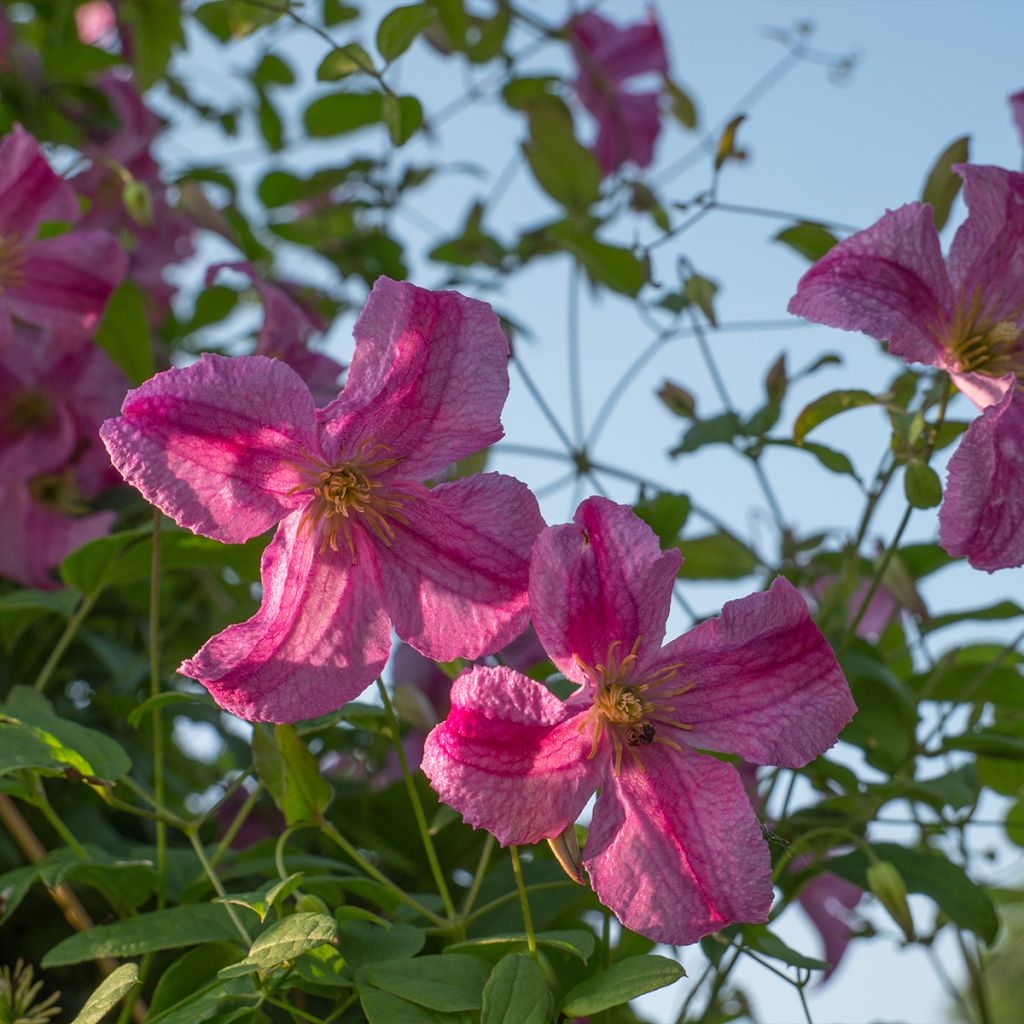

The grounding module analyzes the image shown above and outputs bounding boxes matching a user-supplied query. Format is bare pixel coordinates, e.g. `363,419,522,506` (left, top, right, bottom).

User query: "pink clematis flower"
206,262,345,406
423,497,855,945
569,9,668,176
101,277,544,722
0,125,126,346
789,165,1024,571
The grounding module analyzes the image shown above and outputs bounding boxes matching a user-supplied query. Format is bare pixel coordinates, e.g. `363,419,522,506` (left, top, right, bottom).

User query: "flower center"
29,469,87,515
294,440,410,562
576,638,693,774
952,319,1024,382
6,389,54,433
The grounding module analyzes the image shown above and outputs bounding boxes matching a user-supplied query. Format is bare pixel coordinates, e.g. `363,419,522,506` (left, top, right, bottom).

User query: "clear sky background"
161,2,1024,1020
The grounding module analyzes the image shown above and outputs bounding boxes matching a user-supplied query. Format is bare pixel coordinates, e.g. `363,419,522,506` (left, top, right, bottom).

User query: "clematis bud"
122,179,153,227
866,860,914,941
547,822,585,885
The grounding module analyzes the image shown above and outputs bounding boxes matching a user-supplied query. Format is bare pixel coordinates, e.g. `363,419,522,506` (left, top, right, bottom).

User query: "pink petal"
318,278,509,481
0,125,80,239
100,354,321,544
8,232,127,341
946,165,1024,325
571,11,668,83
376,473,544,660
584,744,772,945
181,512,392,722
939,385,1024,571
421,666,600,846
0,479,114,590
797,871,862,981
787,203,953,367
530,497,680,685
950,369,1016,412
654,577,855,768
589,90,662,175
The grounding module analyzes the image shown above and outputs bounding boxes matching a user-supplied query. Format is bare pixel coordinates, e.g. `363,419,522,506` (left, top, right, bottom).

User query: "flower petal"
939,385,1024,571
8,232,127,341
101,354,321,544
655,577,855,767
584,744,772,945
376,473,544,660
571,11,668,84
181,512,391,722
787,203,953,366
530,497,680,684
796,871,862,981
589,91,661,175
318,278,509,480
947,165,1024,325
0,125,80,239
422,666,600,846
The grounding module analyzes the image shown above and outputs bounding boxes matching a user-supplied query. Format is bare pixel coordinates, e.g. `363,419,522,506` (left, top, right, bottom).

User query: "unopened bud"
547,823,585,885
866,860,914,941
658,380,697,419
122,179,153,227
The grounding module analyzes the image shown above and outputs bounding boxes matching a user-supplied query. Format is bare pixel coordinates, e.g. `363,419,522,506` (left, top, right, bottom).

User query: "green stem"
955,928,992,1024
320,820,447,928
461,834,495,918
32,590,100,693
150,510,166,909
467,880,575,923
509,846,537,960
209,783,263,869
376,679,456,921
32,781,89,861
188,831,252,944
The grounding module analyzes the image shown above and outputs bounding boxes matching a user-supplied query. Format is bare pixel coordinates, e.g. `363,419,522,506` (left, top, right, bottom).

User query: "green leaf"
3,686,131,781
922,135,970,231
121,0,184,88
0,865,38,926
215,873,304,924
95,281,154,385
714,114,746,171
254,54,294,87
336,920,425,968
274,724,333,825
825,842,999,944
71,964,140,1024
742,925,829,971
684,273,718,325
0,588,76,617
43,905,243,966
0,721,67,777
925,600,1024,634
1006,800,1024,849
560,954,685,1016
445,929,595,963
942,731,1024,759
377,4,436,60
793,389,878,443
767,439,859,480
382,94,424,146
358,986,457,1024
257,89,284,151
676,533,758,579
304,92,384,137
127,692,204,730
219,913,338,977
774,222,840,262
664,78,697,129
521,98,600,212
317,43,376,81
148,944,244,1017
563,235,646,297
672,411,742,454
633,492,691,547
480,954,552,1024
323,0,360,26
904,460,942,509
360,954,488,1011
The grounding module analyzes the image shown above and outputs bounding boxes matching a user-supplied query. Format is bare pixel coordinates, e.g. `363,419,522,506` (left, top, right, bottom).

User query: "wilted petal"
530,496,680,684
101,354,321,544
0,125,80,239
377,473,543,660
0,480,113,589
181,513,391,722
319,277,509,480
946,165,1024,325
654,577,854,767
788,203,953,366
939,385,1024,571
422,666,600,846
584,744,772,945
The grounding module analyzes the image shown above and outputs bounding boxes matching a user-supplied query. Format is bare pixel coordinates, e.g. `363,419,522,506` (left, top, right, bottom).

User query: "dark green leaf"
672,412,742,454
767,439,859,480
942,731,1024,759
219,913,338,977
825,842,998,944
127,692,204,730
564,235,646,296
254,54,294,87
273,724,333,825
774,222,840,262
480,954,552,1024
676,533,758,579
71,964,140,1024
336,920,425,968
904,460,942,508
382,95,423,146
560,954,684,1016
95,282,153,385
445,929,595,963
304,92,383,137
149,945,246,1018
521,98,600,212
922,135,970,230
742,925,829,971
793,389,878,443
377,4,436,61
360,954,488,1011
43,905,242,966
633,492,691,547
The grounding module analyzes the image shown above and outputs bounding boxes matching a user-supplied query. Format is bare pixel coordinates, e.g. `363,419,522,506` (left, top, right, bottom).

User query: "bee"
625,722,655,746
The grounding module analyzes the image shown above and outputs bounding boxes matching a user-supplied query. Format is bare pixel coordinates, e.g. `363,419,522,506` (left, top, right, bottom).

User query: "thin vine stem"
150,510,167,909
509,846,537,959
32,590,99,694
